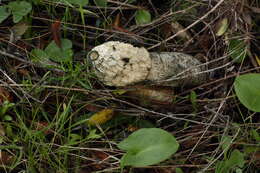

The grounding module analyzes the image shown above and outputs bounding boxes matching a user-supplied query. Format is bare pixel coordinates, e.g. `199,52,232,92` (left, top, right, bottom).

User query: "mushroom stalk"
88,41,206,87
147,52,206,86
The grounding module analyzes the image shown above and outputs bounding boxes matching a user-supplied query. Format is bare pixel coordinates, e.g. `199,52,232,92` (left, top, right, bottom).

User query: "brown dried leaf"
127,85,174,106
0,151,13,166
51,20,61,48
161,22,191,41
0,87,13,104
85,104,102,112
197,33,212,53
17,68,30,76
127,125,139,132
171,21,191,41
161,23,173,38
113,13,121,28
91,150,109,161
32,121,53,135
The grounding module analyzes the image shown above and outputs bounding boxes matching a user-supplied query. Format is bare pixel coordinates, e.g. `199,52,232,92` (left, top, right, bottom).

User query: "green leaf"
215,150,245,173
62,0,89,6
3,115,13,121
45,39,73,63
94,0,107,7
190,91,197,112
86,129,101,140
250,129,260,142
8,1,32,23
118,128,179,167
0,6,11,23
30,49,59,68
227,150,245,169
228,39,247,63
234,73,260,112
135,10,151,25
244,146,259,154
216,18,229,36
221,135,232,151
175,168,184,173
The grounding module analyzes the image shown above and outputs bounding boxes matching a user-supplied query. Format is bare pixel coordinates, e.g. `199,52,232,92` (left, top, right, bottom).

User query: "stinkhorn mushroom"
88,41,206,87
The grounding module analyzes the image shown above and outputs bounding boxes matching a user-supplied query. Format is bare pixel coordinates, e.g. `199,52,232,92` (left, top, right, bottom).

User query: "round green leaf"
44,39,73,63
0,6,11,23
118,128,179,167
8,1,32,23
135,10,151,25
234,73,260,112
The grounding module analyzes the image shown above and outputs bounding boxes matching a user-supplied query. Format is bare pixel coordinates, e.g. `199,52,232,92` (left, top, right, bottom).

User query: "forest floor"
0,0,259,172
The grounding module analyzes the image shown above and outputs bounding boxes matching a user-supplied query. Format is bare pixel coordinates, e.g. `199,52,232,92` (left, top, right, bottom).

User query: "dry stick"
135,5,197,35
0,80,23,101
0,69,41,104
148,0,225,50
186,86,233,160
31,16,159,44
111,98,223,127
0,49,34,65
199,128,240,173
0,49,65,73
178,66,260,96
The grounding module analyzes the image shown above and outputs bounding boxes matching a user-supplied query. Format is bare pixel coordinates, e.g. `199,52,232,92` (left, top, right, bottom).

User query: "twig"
148,0,225,50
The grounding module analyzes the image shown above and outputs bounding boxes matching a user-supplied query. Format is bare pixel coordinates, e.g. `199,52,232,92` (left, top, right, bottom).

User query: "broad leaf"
0,6,10,23
228,39,247,63
8,1,32,23
30,49,60,68
45,39,73,63
118,128,179,167
234,73,260,112
94,0,107,7
135,10,151,25
220,135,232,152
215,150,244,173
250,129,260,142
227,150,245,169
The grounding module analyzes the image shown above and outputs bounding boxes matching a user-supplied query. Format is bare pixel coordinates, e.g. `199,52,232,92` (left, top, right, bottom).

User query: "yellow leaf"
255,55,260,66
87,108,114,125
216,18,229,36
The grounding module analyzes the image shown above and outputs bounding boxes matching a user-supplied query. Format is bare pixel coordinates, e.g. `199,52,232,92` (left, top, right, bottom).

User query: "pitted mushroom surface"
88,41,151,86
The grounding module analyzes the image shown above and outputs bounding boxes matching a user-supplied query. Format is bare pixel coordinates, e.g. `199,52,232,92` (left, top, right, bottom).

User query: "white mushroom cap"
88,41,151,87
